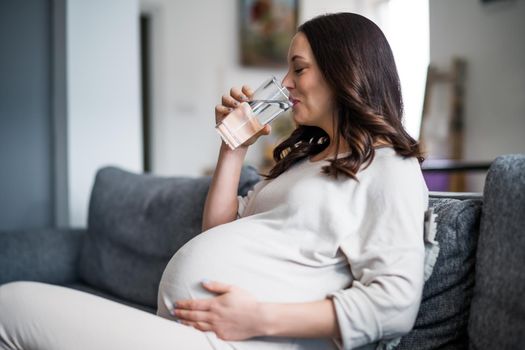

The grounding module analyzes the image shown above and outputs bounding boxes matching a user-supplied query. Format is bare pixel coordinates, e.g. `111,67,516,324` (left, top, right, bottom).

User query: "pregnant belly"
156,218,352,319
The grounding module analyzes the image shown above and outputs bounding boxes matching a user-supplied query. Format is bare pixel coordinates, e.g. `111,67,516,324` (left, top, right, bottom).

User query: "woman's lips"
289,97,300,107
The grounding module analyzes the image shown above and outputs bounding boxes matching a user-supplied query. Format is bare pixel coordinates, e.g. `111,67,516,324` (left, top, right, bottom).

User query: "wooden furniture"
420,58,467,191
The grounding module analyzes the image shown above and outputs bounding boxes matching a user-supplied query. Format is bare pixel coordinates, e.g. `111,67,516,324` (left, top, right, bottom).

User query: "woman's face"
282,32,335,130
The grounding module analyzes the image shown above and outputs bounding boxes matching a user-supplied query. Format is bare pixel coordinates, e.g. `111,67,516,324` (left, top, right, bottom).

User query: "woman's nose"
282,73,293,90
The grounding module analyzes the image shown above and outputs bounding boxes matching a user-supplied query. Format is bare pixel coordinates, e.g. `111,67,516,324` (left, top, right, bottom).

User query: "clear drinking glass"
215,76,292,150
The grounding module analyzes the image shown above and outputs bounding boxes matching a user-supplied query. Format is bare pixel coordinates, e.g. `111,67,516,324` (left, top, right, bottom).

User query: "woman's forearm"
258,299,341,339
202,143,248,232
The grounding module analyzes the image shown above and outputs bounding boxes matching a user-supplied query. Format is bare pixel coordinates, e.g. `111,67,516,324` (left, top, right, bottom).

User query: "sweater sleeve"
328,162,428,349
237,181,264,218
237,190,253,218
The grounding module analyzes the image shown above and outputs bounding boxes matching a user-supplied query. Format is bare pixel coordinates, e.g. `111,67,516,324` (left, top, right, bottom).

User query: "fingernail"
201,278,210,285
240,94,248,101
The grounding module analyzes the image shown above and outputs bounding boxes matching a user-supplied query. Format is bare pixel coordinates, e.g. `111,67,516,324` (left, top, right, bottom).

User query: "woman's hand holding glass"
215,85,271,149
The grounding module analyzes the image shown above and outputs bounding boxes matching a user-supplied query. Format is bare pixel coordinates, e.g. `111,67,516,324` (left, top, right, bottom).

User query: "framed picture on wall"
239,0,298,68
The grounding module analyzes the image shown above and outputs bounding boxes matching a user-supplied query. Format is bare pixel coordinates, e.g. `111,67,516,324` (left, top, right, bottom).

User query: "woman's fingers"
215,104,233,118
241,85,254,99
221,85,253,108
201,280,233,294
230,87,250,102
261,124,271,135
215,104,231,113
242,124,271,147
182,321,213,332
221,94,240,108
254,124,271,137
175,298,211,311
174,309,211,322
215,84,254,128
218,85,254,110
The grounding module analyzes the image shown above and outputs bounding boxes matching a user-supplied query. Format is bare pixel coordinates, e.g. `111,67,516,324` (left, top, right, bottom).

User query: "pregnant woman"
0,13,428,350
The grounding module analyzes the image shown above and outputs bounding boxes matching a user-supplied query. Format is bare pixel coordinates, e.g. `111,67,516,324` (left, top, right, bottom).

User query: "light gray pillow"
395,198,482,349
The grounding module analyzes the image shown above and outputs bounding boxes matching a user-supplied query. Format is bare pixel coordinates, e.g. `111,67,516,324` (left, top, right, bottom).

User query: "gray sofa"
1,154,524,349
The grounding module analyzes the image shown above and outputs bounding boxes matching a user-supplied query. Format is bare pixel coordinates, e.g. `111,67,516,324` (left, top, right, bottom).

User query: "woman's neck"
310,140,349,162
310,137,391,162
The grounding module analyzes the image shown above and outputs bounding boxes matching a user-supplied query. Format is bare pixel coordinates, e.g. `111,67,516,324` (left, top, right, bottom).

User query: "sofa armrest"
0,227,86,285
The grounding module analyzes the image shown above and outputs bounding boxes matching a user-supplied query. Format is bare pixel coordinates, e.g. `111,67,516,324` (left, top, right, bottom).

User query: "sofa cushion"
0,228,85,285
396,197,482,350
78,166,260,308
468,154,525,349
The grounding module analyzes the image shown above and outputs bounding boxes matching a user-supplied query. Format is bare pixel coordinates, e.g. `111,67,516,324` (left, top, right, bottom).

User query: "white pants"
0,281,215,350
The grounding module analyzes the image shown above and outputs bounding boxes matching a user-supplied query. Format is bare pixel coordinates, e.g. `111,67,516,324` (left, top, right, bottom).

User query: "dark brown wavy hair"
265,13,424,180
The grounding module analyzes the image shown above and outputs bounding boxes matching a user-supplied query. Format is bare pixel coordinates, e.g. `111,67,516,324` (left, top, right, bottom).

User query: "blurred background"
1,0,524,230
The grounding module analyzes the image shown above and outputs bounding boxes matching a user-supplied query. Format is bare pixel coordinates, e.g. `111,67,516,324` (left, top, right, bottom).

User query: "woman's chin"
292,112,306,125
292,117,313,128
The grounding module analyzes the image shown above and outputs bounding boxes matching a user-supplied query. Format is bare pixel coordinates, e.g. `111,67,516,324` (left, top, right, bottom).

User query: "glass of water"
215,76,292,150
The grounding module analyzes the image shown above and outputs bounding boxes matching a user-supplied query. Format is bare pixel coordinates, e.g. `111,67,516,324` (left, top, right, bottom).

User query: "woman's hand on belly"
172,280,264,341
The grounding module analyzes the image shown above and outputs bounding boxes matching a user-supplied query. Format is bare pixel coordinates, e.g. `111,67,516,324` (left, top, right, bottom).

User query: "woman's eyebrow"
290,55,308,62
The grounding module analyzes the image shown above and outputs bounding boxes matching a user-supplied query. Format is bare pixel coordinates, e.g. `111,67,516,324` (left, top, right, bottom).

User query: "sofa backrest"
468,154,525,349
75,154,525,349
77,166,260,308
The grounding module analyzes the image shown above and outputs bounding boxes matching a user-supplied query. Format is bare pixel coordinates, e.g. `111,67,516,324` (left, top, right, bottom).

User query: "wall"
0,0,54,231
140,0,286,177
429,0,525,190
140,0,428,177
67,0,142,227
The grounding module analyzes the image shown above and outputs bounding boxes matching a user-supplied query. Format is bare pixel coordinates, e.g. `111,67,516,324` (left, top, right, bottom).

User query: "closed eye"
294,68,305,74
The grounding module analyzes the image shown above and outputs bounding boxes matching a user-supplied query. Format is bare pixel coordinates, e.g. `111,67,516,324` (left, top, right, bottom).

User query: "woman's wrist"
257,302,277,337
255,299,341,338
218,142,248,161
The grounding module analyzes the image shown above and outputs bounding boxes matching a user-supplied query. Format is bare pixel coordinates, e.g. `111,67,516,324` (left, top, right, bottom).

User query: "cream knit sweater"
158,147,428,350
